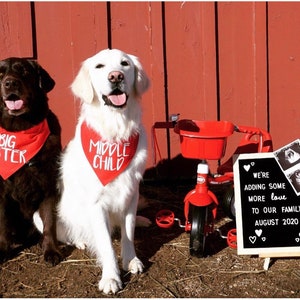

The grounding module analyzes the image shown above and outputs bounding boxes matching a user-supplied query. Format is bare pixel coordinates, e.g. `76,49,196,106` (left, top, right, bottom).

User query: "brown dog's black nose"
3,77,21,90
108,71,124,83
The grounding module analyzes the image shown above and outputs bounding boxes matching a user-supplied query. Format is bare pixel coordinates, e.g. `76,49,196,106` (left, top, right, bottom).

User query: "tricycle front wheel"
189,204,209,257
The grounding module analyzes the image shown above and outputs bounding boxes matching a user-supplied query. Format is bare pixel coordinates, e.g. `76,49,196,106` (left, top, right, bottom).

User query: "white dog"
36,49,150,294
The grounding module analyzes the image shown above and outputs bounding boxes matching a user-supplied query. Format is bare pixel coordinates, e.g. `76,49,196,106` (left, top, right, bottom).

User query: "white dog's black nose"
108,71,124,83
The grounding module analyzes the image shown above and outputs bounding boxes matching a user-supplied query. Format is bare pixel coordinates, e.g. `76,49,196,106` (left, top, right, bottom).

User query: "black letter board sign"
234,139,300,257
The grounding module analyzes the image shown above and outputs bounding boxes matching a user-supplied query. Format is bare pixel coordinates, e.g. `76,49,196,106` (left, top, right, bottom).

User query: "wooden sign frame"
233,149,300,258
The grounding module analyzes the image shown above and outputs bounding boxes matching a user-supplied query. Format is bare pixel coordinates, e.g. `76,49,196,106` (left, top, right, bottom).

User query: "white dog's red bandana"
81,121,139,186
0,119,50,180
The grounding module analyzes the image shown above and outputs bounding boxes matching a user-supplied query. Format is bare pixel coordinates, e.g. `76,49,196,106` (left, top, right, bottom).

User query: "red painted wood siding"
217,2,268,161
0,2,33,57
268,3,300,148
1,2,300,177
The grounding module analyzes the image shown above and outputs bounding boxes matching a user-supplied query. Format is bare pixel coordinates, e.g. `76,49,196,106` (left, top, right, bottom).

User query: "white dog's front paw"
99,277,123,294
128,257,144,274
74,241,86,250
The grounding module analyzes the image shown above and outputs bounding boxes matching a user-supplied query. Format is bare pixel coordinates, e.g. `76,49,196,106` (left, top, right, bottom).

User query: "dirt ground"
1,181,300,298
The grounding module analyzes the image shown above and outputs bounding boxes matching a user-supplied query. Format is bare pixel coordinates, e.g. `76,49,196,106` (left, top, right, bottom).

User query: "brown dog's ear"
70,63,94,103
128,54,150,97
28,60,55,93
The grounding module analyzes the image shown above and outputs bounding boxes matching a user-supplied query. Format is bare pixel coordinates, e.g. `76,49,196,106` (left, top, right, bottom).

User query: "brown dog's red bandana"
81,121,139,186
0,119,50,179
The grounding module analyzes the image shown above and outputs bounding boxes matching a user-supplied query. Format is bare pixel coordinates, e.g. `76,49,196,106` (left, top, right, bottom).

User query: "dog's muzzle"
1,76,27,114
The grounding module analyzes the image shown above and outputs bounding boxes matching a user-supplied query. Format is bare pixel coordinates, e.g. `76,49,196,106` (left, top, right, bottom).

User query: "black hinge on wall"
106,2,112,49
30,2,38,59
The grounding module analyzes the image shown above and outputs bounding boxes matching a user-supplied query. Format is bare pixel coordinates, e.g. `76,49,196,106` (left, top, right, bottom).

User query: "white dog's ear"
129,55,150,97
71,63,94,103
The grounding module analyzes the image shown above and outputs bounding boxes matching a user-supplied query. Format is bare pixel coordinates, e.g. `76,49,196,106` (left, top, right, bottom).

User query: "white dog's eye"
121,61,130,67
95,64,104,69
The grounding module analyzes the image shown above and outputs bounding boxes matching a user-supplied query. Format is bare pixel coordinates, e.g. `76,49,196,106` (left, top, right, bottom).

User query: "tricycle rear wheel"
222,185,235,219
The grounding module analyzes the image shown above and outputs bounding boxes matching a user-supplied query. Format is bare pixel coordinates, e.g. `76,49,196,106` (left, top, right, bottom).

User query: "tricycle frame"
153,116,273,257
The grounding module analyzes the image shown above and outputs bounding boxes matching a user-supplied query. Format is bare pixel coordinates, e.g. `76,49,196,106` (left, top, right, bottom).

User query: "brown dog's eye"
96,64,104,69
121,61,129,67
0,67,5,80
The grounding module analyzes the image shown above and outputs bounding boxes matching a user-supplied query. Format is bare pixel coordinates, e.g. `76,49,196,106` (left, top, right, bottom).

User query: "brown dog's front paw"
0,239,10,263
0,250,8,263
44,248,63,266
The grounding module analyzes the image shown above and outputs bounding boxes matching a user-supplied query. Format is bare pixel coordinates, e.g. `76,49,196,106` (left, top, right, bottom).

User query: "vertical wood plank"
0,2,33,58
164,2,217,121
217,2,268,161
268,2,300,149
218,2,268,127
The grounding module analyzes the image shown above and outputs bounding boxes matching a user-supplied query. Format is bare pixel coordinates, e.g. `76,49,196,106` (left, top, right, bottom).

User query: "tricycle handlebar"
234,124,273,153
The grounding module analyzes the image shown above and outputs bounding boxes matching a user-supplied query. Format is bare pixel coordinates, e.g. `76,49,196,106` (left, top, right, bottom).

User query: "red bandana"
0,119,50,180
81,122,139,186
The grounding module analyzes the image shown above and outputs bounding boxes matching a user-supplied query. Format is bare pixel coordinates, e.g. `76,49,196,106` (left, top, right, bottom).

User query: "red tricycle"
153,116,273,257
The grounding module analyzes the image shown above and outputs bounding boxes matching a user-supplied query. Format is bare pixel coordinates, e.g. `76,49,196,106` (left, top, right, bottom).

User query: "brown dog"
0,57,62,265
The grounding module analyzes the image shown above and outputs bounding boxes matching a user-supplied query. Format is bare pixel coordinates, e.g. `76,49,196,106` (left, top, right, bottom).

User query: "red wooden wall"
1,2,300,178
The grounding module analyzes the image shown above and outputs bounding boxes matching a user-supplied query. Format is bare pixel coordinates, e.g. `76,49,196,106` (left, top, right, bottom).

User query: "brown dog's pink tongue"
107,93,126,106
5,100,24,110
